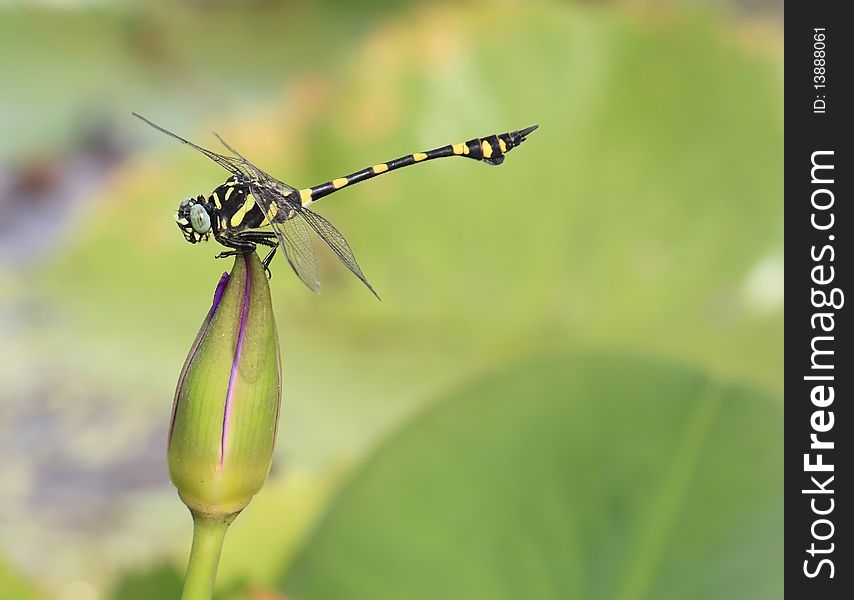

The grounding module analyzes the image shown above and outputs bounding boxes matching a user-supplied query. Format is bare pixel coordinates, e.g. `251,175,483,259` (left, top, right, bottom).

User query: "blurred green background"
0,0,782,598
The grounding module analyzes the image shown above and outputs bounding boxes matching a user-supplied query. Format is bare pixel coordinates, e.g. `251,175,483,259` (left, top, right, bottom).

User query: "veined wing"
297,206,380,299
211,130,296,193
132,113,297,194
274,213,321,293
242,180,318,292
251,182,378,298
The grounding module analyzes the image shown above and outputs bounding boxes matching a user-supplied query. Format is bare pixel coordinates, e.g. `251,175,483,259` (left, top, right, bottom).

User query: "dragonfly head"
176,196,212,243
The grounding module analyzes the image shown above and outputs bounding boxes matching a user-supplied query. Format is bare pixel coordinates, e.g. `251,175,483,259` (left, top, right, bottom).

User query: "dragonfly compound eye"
189,204,211,234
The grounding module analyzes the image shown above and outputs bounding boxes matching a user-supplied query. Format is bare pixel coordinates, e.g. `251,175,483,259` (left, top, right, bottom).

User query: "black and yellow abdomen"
298,124,538,205
207,123,538,233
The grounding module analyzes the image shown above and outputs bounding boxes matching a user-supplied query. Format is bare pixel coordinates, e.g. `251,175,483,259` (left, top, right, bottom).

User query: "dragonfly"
133,113,537,298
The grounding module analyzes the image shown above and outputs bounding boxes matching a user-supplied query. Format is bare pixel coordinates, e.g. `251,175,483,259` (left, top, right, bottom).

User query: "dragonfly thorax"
175,196,213,244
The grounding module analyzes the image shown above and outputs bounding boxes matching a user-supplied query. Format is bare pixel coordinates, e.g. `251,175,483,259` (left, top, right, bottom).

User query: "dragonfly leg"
260,245,277,276
214,231,256,260
232,231,279,278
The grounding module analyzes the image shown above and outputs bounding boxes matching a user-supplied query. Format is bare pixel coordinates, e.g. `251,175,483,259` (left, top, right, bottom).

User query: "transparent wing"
297,206,380,299
245,182,320,292
253,184,378,298
273,215,321,293
212,131,296,193
133,113,296,193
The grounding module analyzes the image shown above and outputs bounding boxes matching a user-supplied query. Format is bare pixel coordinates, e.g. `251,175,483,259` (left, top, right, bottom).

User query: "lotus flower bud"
168,253,281,518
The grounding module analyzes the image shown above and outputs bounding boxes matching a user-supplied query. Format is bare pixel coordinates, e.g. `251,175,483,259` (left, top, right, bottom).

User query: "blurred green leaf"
281,354,782,599
0,560,41,600
108,564,182,600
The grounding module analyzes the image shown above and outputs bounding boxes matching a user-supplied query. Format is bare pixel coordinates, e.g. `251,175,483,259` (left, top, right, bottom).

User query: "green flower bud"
169,253,281,518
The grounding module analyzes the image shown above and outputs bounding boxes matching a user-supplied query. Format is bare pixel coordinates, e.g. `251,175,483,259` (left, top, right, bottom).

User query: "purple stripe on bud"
210,272,230,316
219,255,252,465
170,271,232,446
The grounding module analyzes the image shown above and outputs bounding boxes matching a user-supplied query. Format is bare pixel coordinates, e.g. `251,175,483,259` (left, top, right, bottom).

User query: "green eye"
189,204,211,234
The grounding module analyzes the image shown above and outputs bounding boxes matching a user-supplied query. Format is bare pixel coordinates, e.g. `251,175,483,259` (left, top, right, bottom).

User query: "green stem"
181,511,237,600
